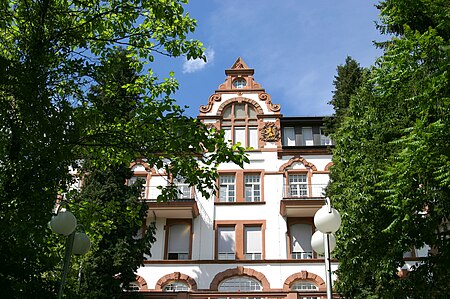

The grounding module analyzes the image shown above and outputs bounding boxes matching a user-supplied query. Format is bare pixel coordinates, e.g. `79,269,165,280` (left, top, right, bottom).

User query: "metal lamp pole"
49,201,91,299
311,198,341,299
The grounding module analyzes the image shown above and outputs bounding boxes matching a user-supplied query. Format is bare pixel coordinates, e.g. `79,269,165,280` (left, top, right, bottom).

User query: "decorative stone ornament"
260,122,280,142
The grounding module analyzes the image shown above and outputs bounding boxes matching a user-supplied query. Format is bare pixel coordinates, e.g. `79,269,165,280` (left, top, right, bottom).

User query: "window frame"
218,276,262,292
162,281,190,292
217,225,236,260
285,172,311,198
219,174,236,202
244,174,261,202
215,220,265,260
221,102,259,149
164,219,193,260
320,127,333,146
217,171,264,203
287,218,316,260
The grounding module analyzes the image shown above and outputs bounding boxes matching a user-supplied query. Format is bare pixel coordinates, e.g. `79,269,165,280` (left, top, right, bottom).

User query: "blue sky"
153,0,385,117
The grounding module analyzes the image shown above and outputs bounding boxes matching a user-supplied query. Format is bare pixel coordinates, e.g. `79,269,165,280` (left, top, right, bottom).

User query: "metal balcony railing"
141,186,194,201
282,184,327,199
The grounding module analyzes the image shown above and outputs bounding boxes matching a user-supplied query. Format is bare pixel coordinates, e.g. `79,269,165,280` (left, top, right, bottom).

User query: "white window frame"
163,281,190,292
245,174,261,202
167,223,190,260
290,223,313,259
302,127,314,146
320,127,332,145
244,226,262,260
217,226,236,260
174,177,191,199
288,174,308,197
219,175,236,202
218,277,262,292
283,127,296,146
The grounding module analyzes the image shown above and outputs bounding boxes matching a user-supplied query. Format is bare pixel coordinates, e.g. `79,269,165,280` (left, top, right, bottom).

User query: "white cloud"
182,48,215,73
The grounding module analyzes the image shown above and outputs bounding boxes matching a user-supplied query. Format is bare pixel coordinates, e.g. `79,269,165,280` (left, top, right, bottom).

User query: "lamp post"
311,198,341,299
49,201,91,299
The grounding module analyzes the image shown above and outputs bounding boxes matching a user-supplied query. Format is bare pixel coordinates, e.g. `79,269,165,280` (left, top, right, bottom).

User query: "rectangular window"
290,223,313,259
283,127,296,146
289,174,308,197
245,174,261,202
218,227,236,260
302,127,314,146
320,127,332,145
219,175,236,202
244,226,262,260
167,223,190,260
174,177,191,199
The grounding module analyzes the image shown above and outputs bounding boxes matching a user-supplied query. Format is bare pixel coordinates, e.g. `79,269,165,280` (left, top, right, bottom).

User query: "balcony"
144,186,199,219
280,184,326,217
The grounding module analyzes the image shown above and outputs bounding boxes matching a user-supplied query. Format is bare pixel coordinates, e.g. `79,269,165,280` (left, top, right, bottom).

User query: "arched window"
292,281,319,299
163,281,190,292
222,102,258,149
218,276,262,292
292,281,319,291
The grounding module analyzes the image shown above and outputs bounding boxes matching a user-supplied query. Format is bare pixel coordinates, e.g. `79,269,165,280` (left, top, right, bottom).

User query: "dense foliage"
324,56,367,135
329,0,450,297
0,0,247,297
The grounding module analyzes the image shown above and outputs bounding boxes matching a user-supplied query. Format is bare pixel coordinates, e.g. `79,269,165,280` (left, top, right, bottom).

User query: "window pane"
288,174,308,197
292,281,319,291
320,127,332,145
235,104,245,118
218,227,235,259
223,106,232,119
168,224,190,260
248,127,258,149
163,282,190,292
302,127,313,146
219,175,235,202
218,277,262,292
245,226,262,259
283,127,296,146
248,106,257,118
290,224,313,259
223,128,232,143
245,174,261,202
235,127,246,146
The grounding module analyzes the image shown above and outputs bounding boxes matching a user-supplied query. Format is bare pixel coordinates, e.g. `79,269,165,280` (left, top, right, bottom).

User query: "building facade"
132,58,336,299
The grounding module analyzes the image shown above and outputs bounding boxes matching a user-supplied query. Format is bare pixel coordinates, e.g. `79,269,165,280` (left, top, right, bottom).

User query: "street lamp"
311,198,341,299
49,201,91,299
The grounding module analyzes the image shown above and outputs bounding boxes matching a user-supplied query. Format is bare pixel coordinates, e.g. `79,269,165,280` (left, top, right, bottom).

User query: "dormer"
198,58,282,151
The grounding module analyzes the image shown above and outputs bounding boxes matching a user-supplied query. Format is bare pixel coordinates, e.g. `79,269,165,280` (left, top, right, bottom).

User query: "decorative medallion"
260,122,280,142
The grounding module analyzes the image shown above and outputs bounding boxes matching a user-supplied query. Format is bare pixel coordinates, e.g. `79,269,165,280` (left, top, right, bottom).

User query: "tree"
0,0,247,297
71,161,156,298
324,56,366,135
329,0,450,297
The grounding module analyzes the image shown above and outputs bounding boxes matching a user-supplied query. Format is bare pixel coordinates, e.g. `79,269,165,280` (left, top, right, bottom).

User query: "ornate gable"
199,57,281,116
198,57,282,150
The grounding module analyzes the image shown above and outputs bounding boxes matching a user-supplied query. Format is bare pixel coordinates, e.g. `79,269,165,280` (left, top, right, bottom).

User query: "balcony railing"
140,186,194,201
282,184,327,199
